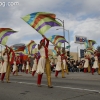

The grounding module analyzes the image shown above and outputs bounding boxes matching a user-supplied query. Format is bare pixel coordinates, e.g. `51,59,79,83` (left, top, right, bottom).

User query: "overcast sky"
0,0,100,52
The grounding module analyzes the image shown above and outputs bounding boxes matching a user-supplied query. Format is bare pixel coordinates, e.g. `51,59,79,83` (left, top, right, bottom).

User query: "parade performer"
16,55,21,72
36,35,53,88
6,45,15,82
97,52,100,75
92,51,99,75
0,49,8,82
55,50,62,77
0,63,1,76
26,58,30,74
32,53,38,76
22,62,26,72
61,48,69,76
0,53,3,76
0,45,14,83
12,58,18,75
83,54,90,73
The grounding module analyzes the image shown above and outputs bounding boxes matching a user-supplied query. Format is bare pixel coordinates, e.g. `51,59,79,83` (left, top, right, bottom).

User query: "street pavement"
0,72,100,100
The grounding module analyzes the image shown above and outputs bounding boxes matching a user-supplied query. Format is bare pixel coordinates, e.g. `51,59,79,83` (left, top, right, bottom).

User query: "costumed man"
5,45,14,83
22,61,26,72
61,48,69,76
32,53,38,76
36,35,53,88
84,40,97,73
54,46,66,78
26,57,30,74
0,52,3,76
12,56,18,75
83,54,90,73
0,49,8,82
0,45,14,83
55,49,62,78
97,51,100,75
0,61,2,76
16,55,21,73
92,51,99,75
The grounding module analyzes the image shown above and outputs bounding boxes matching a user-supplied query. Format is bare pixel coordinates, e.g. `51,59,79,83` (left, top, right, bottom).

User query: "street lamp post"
56,18,70,57
62,20,65,49
56,18,65,49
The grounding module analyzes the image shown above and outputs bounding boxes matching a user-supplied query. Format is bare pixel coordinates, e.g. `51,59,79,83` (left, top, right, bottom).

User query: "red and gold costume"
32,54,38,76
97,52,100,75
92,51,99,75
0,45,15,82
36,37,53,88
83,55,90,73
61,52,69,76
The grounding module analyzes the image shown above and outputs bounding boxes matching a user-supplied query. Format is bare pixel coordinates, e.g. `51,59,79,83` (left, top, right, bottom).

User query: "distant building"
48,49,79,63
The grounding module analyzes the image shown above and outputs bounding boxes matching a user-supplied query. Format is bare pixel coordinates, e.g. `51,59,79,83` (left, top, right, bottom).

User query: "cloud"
0,0,100,52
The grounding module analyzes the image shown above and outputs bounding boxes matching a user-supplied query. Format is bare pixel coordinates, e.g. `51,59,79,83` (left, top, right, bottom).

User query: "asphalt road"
0,72,100,100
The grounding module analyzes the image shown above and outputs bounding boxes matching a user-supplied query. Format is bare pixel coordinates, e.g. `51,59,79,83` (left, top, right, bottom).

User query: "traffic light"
80,49,84,58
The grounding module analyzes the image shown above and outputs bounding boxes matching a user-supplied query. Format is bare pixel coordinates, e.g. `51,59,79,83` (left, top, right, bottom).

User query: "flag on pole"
22,12,62,35
48,35,68,47
0,28,17,45
26,40,37,54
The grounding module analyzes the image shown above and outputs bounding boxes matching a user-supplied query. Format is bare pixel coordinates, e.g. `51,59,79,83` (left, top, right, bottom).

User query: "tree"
97,46,100,52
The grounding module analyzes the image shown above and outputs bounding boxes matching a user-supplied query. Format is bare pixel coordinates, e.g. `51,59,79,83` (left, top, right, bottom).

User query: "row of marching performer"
21,54,39,75
29,35,69,88
80,50,100,75
0,45,16,82
0,45,23,83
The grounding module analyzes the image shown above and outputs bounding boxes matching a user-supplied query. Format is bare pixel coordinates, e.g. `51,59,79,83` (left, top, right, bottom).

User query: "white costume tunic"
32,58,37,71
92,56,99,68
1,54,8,73
0,62,2,73
26,61,30,70
13,61,17,72
83,58,89,68
55,55,62,71
0,53,2,73
36,46,46,74
63,59,66,69
22,64,25,70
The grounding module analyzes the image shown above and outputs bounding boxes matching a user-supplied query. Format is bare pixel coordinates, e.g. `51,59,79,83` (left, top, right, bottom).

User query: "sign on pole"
75,35,87,44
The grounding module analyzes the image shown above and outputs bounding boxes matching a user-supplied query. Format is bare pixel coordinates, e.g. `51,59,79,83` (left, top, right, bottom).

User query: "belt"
58,60,61,62
41,56,46,59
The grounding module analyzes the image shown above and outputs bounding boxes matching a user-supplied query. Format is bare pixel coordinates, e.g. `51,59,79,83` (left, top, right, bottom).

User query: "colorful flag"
31,48,38,54
52,49,57,56
48,35,68,47
84,39,89,49
27,40,37,54
22,12,62,35
0,28,17,45
14,46,25,52
23,47,29,55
